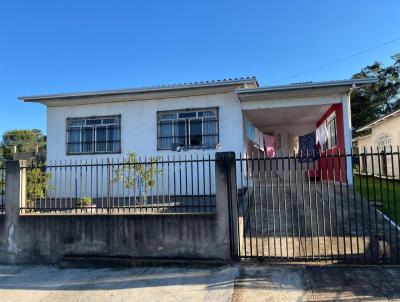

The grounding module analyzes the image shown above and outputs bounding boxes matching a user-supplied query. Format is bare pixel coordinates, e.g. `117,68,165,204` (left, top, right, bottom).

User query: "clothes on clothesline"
245,119,265,150
255,128,264,150
298,131,319,163
316,123,329,146
263,134,275,157
245,120,255,142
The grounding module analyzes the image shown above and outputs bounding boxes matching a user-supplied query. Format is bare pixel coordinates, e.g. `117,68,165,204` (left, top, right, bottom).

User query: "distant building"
354,109,400,179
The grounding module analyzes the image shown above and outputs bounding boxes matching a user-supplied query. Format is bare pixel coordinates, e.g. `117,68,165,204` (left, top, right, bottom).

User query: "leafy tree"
0,129,46,160
351,53,400,133
113,152,162,204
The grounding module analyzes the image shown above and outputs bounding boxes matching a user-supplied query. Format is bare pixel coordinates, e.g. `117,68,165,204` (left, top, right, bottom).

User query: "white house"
19,76,377,199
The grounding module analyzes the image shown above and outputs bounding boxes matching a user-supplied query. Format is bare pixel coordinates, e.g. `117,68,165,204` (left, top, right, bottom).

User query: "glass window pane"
159,122,173,149
189,119,202,146
103,117,119,124
82,127,94,153
159,122,173,137
159,113,176,120
175,121,186,146
68,119,85,127
86,119,102,125
198,110,216,117
96,126,107,152
178,112,196,119
68,128,81,143
107,126,120,152
67,143,81,154
203,120,218,147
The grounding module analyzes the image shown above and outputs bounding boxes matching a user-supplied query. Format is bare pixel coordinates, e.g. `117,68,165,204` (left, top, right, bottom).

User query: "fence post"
5,160,27,256
216,152,239,261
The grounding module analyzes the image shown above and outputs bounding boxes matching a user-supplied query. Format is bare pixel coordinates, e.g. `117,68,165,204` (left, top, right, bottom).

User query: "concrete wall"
0,159,234,265
0,214,227,264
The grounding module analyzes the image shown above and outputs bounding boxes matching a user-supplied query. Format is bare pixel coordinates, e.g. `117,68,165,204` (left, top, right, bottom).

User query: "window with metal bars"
157,108,219,150
66,115,121,155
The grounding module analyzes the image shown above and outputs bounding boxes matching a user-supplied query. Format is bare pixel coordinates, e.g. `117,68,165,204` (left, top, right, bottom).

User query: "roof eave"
19,78,258,102
356,108,400,132
235,78,378,95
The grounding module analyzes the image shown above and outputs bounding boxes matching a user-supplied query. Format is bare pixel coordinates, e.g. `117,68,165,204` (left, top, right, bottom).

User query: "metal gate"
235,150,400,264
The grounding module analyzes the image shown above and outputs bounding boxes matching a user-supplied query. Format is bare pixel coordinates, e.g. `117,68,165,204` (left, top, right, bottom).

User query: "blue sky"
1,0,399,135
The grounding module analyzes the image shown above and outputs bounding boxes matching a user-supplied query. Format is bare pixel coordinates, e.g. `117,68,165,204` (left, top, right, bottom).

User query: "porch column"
342,93,353,185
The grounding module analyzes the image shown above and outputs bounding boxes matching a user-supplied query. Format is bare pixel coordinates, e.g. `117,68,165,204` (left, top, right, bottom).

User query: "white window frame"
321,112,338,151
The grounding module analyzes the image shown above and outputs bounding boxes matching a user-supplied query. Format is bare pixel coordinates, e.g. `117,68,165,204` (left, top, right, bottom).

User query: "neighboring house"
20,77,377,186
354,109,400,179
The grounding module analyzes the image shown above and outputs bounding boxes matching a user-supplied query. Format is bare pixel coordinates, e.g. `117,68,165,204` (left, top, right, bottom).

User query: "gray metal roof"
19,77,258,101
235,78,378,94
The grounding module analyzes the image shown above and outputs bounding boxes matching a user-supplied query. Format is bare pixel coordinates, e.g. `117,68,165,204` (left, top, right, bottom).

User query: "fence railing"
8,147,400,262
21,155,216,214
0,163,5,214
236,148,400,263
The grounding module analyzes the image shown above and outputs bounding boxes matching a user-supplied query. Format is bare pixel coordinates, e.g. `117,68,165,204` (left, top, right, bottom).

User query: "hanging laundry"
263,134,275,157
316,123,329,146
298,132,319,163
255,128,264,150
245,120,255,142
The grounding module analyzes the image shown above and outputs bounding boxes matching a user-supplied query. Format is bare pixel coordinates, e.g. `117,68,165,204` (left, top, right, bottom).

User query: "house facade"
20,77,377,188
355,109,400,179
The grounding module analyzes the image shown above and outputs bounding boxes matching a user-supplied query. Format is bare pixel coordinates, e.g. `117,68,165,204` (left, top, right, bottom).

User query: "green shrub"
77,196,93,207
26,167,52,208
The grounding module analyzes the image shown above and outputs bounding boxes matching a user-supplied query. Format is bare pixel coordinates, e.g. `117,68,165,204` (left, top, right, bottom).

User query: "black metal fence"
14,147,400,263
0,163,4,214
21,155,216,214
236,148,400,264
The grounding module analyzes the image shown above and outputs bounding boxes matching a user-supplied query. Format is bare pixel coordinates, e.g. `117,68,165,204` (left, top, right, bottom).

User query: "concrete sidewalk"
234,264,400,301
0,264,238,302
0,263,399,301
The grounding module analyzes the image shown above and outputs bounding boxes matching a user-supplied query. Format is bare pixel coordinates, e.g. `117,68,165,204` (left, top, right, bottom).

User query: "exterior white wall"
357,116,400,179
47,92,244,161
46,92,245,197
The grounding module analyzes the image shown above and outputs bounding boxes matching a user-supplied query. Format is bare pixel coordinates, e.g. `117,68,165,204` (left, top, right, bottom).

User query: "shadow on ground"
0,264,237,302
233,263,400,302
0,263,400,301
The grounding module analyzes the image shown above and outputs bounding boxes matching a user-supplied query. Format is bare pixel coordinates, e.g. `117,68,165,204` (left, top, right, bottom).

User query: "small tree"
113,152,162,204
26,167,52,209
0,175,5,196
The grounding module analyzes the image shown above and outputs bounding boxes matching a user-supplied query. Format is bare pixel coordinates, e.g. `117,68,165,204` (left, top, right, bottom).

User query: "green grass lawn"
354,174,400,224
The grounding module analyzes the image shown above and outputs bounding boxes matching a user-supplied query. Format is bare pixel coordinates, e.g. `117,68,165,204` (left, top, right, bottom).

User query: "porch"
235,78,378,184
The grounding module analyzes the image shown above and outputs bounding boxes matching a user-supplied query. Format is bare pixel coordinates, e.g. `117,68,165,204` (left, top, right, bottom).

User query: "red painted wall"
317,104,347,182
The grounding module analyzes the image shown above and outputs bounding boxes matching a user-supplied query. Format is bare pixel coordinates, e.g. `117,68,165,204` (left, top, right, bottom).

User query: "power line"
270,36,400,84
